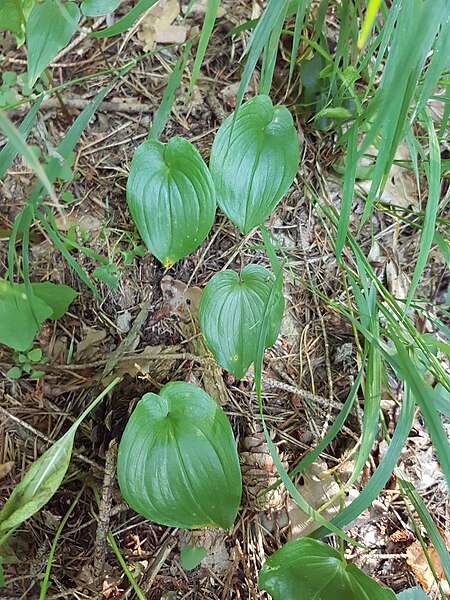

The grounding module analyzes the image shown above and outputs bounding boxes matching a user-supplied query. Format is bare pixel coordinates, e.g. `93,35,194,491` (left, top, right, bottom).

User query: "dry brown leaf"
406,541,450,595
161,275,202,322
287,460,351,538
101,345,181,386
0,461,15,480
358,142,418,209
138,0,187,51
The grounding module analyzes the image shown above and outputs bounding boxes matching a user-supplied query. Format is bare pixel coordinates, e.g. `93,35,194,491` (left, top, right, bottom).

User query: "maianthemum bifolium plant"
117,94,397,597
1,0,449,597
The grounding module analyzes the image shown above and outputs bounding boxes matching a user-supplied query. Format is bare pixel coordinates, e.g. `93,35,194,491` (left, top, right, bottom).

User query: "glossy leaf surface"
210,95,299,233
26,0,80,87
117,382,242,529
81,0,122,17
396,588,430,599
127,138,216,267
199,265,284,379
0,379,118,534
259,538,396,600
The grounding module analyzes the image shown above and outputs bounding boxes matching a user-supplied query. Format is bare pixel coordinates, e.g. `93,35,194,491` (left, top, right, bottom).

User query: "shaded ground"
1,2,449,598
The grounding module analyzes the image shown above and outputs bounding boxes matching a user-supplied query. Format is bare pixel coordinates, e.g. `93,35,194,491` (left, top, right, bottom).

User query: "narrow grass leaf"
0,112,59,206
398,477,450,583
254,237,359,545
260,2,288,96
336,123,358,259
0,94,44,179
311,385,415,535
36,209,99,297
0,378,120,534
412,13,450,123
91,0,158,37
236,0,289,110
287,0,307,91
406,109,441,310
187,0,219,95
357,0,382,49
390,334,450,489
150,40,192,140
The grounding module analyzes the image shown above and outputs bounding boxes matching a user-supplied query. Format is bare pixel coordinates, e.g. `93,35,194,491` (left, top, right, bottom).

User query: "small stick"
94,440,118,597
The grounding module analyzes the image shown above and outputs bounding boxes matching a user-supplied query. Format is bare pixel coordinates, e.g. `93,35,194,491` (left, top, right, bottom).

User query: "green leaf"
93,264,120,290
126,137,216,267
198,265,284,379
6,366,22,379
117,382,242,530
0,0,23,38
0,378,119,536
30,282,77,319
81,0,122,17
26,0,80,87
0,286,52,351
180,545,207,570
210,95,299,233
27,347,42,362
396,588,430,599
259,538,396,600
91,0,158,37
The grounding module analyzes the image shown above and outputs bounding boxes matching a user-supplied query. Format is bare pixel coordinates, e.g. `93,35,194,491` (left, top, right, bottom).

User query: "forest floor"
1,1,449,599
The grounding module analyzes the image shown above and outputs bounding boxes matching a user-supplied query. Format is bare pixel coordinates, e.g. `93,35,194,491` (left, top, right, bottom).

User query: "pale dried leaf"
358,142,418,209
138,0,187,51
0,461,15,480
288,460,350,539
74,326,107,362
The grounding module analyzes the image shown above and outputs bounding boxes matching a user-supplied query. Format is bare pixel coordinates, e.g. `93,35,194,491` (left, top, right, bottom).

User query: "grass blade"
312,385,415,535
91,0,159,37
150,40,193,140
236,0,290,110
399,477,450,584
390,334,450,489
187,0,220,95
287,0,307,91
336,123,358,259
0,111,59,207
260,2,288,96
406,109,441,310
0,94,44,179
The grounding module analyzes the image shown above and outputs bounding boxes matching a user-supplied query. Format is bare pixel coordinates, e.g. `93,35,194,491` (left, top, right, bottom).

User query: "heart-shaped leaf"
198,265,284,379
210,95,299,233
180,545,207,570
126,137,216,267
117,382,242,529
26,0,80,87
259,538,396,600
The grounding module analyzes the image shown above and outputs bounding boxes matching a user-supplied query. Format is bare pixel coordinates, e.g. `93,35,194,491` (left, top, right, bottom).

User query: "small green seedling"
6,347,49,380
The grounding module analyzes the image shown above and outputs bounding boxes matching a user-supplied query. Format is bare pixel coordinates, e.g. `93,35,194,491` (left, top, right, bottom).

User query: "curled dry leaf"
138,0,187,51
406,541,450,595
